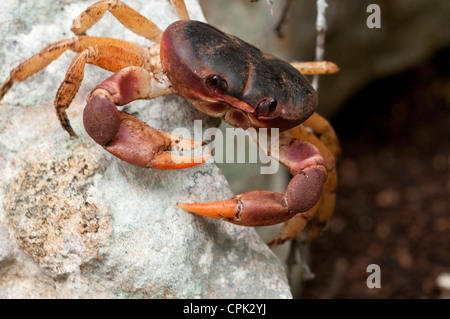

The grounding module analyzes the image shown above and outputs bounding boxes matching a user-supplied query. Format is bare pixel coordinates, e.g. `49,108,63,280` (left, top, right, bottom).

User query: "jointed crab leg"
266,113,340,246
290,61,339,75
0,36,141,101
178,133,328,226
0,35,150,126
84,66,209,169
71,0,192,42
168,0,190,20
303,112,341,160
56,43,151,137
71,0,164,43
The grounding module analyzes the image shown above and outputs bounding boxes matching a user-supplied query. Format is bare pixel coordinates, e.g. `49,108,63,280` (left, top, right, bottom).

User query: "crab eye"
256,98,277,117
206,74,228,95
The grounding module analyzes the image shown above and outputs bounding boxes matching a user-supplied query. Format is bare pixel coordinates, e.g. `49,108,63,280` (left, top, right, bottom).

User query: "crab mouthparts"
224,108,252,128
222,95,255,114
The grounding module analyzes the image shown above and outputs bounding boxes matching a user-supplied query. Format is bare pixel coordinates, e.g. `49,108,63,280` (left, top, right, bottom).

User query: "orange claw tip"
147,151,211,170
177,199,239,220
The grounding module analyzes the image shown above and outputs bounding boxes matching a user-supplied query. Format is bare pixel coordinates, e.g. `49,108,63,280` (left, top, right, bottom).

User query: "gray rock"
0,0,292,298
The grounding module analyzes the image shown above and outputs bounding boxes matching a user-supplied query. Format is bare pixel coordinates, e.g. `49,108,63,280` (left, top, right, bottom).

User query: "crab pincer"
83,69,210,170
178,133,328,226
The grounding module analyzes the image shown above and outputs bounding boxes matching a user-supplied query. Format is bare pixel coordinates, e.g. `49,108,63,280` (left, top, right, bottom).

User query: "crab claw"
178,191,298,226
178,135,328,227
178,165,327,226
84,93,209,169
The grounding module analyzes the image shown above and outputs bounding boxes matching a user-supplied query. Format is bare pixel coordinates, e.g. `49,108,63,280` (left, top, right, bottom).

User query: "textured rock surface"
0,0,292,298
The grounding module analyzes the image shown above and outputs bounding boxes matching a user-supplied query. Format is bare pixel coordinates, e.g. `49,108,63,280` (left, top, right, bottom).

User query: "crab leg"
71,0,163,43
56,44,149,137
0,36,137,100
0,37,169,151
84,66,209,169
168,0,190,20
281,114,339,242
264,113,340,246
303,112,341,160
178,132,328,226
265,121,338,246
290,61,339,75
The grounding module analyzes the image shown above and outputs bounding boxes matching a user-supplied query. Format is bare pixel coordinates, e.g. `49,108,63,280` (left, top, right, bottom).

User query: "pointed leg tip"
69,131,79,139
176,202,190,210
177,202,222,220
177,199,238,220
266,236,283,248
326,61,340,74
0,77,13,100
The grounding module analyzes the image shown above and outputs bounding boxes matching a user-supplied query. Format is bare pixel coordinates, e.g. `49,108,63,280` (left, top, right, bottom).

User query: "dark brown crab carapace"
160,20,318,132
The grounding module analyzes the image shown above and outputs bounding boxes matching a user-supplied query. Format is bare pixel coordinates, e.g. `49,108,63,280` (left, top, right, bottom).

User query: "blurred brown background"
199,0,450,298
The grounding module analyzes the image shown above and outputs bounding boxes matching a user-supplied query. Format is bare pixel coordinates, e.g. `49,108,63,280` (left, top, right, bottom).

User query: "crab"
0,0,339,247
